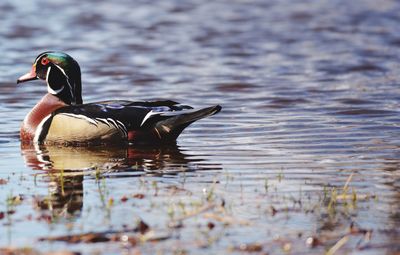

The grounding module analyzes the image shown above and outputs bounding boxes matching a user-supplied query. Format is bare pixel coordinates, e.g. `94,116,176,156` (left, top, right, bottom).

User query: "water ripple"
0,0,399,254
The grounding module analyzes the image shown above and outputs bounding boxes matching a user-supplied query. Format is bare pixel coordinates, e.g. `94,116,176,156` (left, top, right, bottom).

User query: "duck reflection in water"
21,143,211,216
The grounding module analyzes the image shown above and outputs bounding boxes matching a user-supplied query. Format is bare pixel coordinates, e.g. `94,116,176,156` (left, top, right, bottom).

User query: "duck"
17,51,221,145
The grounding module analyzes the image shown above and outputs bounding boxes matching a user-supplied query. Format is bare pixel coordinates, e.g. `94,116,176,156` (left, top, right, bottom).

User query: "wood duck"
17,51,221,145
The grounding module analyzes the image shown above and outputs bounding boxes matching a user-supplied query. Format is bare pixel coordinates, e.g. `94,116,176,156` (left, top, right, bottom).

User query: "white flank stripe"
34,114,52,143
140,110,159,127
107,118,118,128
115,119,126,129
95,118,110,126
161,125,171,133
115,119,128,137
61,113,98,126
95,118,127,137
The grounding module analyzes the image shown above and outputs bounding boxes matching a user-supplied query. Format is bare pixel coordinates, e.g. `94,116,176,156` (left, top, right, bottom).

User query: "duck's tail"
154,105,222,142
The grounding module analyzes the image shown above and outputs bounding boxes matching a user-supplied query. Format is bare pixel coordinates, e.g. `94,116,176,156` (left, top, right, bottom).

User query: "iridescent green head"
17,51,82,105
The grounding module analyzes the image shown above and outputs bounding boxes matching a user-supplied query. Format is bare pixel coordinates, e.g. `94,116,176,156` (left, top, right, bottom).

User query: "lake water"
0,0,399,254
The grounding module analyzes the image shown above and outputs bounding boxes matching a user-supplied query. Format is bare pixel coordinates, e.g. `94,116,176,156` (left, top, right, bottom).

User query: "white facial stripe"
53,64,75,104
46,66,64,94
53,63,67,76
34,53,48,66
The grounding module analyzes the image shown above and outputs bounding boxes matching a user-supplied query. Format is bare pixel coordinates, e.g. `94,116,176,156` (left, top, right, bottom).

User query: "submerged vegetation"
0,165,390,254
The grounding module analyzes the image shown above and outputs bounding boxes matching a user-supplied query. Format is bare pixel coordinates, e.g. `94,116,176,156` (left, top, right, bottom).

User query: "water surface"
0,0,399,254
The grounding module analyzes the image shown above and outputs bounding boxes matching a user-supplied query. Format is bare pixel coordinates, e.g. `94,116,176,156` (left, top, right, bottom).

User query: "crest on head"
17,51,82,105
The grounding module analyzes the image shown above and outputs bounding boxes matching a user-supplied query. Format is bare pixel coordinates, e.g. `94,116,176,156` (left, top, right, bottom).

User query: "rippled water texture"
0,0,400,254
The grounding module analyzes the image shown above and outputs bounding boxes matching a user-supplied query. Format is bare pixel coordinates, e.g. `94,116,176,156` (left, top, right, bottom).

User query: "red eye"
41,57,49,65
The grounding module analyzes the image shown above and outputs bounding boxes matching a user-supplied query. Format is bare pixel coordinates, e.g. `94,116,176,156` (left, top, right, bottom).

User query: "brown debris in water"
0,247,39,255
233,243,264,253
349,222,371,235
45,251,81,255
137,219,150,234
39,232,110,243
270,206,277,216
203,212,251,226
38,219,166,245
207,221,215,230
132,193,145,199
36,213,52,224
165,185,192,195
0,247,82,255
306,236,322,247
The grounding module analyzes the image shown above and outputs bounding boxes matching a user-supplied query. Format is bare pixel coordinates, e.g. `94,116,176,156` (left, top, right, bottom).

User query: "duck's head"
17,51,82,105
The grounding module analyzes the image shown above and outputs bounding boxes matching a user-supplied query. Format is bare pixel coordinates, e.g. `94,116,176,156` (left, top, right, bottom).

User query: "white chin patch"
46,66,64,94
